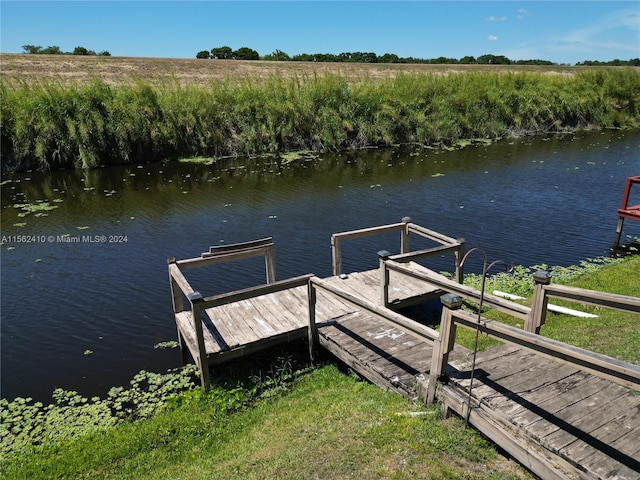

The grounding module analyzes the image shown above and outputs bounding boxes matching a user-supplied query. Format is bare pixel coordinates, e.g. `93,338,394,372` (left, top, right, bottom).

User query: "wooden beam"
307,279,318,362
199,274,314,310
177,246,272,270
331,236,342,276
168,263,196,299
389,244,461,263
265,244,277,284
427,294,462,404
189,296,211,389
406,223,460,245
167,259,185,313
527,271,551,333
386,261,530,320
451,309,640,390
331,222,405,242
543,284,640,313
331,222,405,275
205,237,273,255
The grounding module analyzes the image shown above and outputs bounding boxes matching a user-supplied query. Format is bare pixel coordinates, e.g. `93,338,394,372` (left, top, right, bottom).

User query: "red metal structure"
612,175,640,251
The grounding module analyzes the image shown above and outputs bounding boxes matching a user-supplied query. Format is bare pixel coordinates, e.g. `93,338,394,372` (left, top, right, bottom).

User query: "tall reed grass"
2,69,639,171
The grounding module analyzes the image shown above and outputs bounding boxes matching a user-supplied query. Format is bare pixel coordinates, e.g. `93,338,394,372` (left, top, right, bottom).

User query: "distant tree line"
576,58,640,66
199,46,640,67
22,45,111,56
196,46,259,60
198,47,551,65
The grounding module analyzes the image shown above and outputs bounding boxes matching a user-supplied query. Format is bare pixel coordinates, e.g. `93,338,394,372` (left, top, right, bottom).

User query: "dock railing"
381,258,531,319
168,237,312,388
168,237,278,326
428,293,640,404
331,217,466,281
526,270,640,333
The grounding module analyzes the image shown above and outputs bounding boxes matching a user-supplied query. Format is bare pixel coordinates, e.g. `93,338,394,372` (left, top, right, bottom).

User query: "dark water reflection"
1,129,639,402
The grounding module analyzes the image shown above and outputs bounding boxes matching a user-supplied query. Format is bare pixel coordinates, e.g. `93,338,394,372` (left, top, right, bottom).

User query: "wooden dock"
168,220,640,480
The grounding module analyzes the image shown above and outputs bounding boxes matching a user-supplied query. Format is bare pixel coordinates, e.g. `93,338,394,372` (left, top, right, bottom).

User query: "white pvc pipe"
492,290,599,318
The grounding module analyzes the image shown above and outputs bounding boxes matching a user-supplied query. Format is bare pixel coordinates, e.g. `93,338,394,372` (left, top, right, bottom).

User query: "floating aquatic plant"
154,341,179,349
13,201,59,217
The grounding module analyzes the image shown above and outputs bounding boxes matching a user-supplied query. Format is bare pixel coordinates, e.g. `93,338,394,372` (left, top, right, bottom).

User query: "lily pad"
13,201,59,217
280,150,318,165
178,157,214,165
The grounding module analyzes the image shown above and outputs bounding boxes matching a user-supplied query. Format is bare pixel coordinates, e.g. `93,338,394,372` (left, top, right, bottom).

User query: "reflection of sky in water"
1,129,639,402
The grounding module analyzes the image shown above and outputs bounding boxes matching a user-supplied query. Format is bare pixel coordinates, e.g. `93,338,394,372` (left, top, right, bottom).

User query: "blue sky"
1,1,639,65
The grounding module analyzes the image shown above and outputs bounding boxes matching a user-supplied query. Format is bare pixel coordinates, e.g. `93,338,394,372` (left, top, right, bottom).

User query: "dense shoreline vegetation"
2,68,639,172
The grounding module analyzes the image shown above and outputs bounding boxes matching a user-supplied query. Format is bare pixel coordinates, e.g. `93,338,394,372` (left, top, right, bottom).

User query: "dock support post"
168,257,188,366
187,291,211,390
454,238,466,284
401,216,411,254
307,278,318,363
331,236,342,276
527,271,551,334
265,244,277,284
167,257,184,313
427,294,462,404
612,217,625,251
378,250,391,307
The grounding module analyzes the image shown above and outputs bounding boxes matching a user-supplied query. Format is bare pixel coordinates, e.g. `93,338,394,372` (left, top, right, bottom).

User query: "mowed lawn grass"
455,255,640,365
539,255,640,364
2,365,533,480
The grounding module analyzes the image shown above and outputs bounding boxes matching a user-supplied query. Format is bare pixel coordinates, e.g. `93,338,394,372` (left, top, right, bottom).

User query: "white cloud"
486,16,507,22
517,8,531,20
488,35,498,41
550,7,640,56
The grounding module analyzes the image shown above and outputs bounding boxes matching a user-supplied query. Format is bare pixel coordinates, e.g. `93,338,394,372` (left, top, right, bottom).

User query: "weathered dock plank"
317,311,435,398
442,346,640,479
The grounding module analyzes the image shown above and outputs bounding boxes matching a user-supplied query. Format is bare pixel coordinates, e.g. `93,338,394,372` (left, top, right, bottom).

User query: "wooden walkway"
168,222,640,480
441,346,640,480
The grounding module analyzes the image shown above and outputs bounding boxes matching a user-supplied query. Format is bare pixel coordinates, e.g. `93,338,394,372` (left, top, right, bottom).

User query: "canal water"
1,129,639,402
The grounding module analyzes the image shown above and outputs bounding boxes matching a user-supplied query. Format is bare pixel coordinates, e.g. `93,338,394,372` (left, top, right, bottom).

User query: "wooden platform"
169,222,640,480
175,264,443,365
